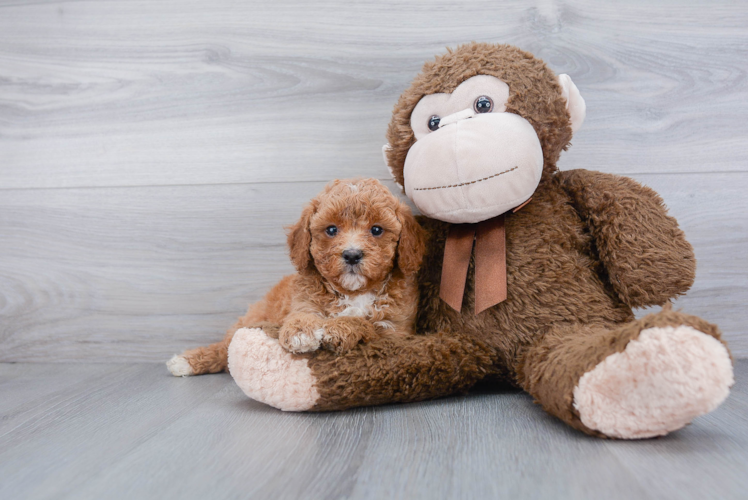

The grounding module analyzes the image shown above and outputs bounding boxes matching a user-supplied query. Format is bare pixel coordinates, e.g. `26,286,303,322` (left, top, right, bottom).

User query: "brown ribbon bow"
439,199,531,314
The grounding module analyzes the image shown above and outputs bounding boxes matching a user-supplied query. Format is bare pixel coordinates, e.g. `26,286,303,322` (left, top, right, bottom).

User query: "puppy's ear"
395,202,426,277
287,198,319,273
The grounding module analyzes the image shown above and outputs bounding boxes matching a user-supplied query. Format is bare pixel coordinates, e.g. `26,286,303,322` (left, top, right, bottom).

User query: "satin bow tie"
439,199,531,314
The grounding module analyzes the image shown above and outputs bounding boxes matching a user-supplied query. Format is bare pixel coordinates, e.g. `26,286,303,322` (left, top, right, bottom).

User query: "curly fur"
298,44,730,437
172,178,425,374
178,43,733,439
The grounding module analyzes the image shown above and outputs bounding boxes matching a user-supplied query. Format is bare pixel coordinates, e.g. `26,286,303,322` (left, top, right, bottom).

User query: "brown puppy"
167,178,425,376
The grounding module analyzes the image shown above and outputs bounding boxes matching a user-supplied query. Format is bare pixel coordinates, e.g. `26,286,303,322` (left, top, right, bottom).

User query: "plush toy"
228,43,734,438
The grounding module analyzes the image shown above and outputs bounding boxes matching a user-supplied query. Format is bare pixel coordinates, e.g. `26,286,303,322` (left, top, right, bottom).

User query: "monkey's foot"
573,325,733,439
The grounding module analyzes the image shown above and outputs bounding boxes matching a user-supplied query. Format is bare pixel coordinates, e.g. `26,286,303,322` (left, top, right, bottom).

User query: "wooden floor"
1,360,746,500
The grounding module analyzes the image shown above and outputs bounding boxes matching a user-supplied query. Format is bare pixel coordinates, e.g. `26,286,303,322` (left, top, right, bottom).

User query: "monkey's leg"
517,308,734,438
228,327,499,412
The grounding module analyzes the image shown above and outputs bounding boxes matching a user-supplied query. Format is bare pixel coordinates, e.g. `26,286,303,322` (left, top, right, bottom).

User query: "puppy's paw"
166,354,194,377
278,318,324,354
319,327,361,354
319,317,375,354
283,331,322,353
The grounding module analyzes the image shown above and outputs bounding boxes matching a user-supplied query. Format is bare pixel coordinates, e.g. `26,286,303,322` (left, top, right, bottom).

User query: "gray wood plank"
346,393,652,500
0,0,747,190
0,173,746,362
0,363,123,436
0,360,746,500
0,363,232,500
0,0,746,360
602,388,748,500
0,180,316,363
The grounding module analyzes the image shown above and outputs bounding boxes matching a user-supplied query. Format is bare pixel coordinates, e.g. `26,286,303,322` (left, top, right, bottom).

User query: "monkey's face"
384,43,586,225
404,75,543,223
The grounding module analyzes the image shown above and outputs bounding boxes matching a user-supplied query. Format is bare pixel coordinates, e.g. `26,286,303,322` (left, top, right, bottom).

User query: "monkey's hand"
558,169,695,308
318,317,377,354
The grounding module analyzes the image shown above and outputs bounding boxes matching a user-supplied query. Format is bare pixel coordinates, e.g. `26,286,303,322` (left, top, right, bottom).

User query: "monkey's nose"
438,107,475,128
342,249,363,265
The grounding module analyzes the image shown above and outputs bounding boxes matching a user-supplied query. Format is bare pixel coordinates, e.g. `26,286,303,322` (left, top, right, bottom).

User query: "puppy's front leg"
319,317,377,354
278,313,325,353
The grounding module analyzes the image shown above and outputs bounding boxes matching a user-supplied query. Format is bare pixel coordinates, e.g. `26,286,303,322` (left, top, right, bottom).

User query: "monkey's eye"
370,225,383,237
325,225,338,237
428,115,441,131
474,96,493,113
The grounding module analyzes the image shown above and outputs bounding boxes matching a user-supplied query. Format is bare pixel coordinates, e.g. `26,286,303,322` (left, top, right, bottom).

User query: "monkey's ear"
382,144,404,190
286,199,318,273
558,74,586,134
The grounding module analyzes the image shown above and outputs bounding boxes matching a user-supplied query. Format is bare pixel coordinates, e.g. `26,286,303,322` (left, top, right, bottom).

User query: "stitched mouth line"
413,166,518,191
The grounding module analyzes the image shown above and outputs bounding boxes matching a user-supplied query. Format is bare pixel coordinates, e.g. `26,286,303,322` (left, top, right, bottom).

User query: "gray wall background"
1,0,746,361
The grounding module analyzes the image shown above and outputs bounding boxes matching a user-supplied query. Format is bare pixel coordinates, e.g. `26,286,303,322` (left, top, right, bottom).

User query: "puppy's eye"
325,226,338,237
474,96,493,113
428,115,440,131
370,225,383,237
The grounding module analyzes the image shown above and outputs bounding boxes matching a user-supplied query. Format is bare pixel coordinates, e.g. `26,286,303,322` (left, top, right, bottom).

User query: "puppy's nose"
342,249,363,265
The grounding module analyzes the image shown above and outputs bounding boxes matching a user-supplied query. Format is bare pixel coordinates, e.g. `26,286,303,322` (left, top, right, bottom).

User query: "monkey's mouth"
403,111,543,224
412,166,519,192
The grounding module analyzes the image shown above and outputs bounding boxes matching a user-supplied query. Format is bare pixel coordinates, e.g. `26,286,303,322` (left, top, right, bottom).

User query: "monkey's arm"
557,169,695,308
228,326,499,412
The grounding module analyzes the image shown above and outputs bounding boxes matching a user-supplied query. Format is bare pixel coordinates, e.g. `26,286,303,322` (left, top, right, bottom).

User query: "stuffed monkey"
226,43,734,438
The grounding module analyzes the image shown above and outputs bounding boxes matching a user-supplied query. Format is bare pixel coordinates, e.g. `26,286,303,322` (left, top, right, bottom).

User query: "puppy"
167,178,425,377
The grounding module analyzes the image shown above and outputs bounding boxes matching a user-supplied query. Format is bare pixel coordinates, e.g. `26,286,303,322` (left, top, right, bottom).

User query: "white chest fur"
333,292,376,318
